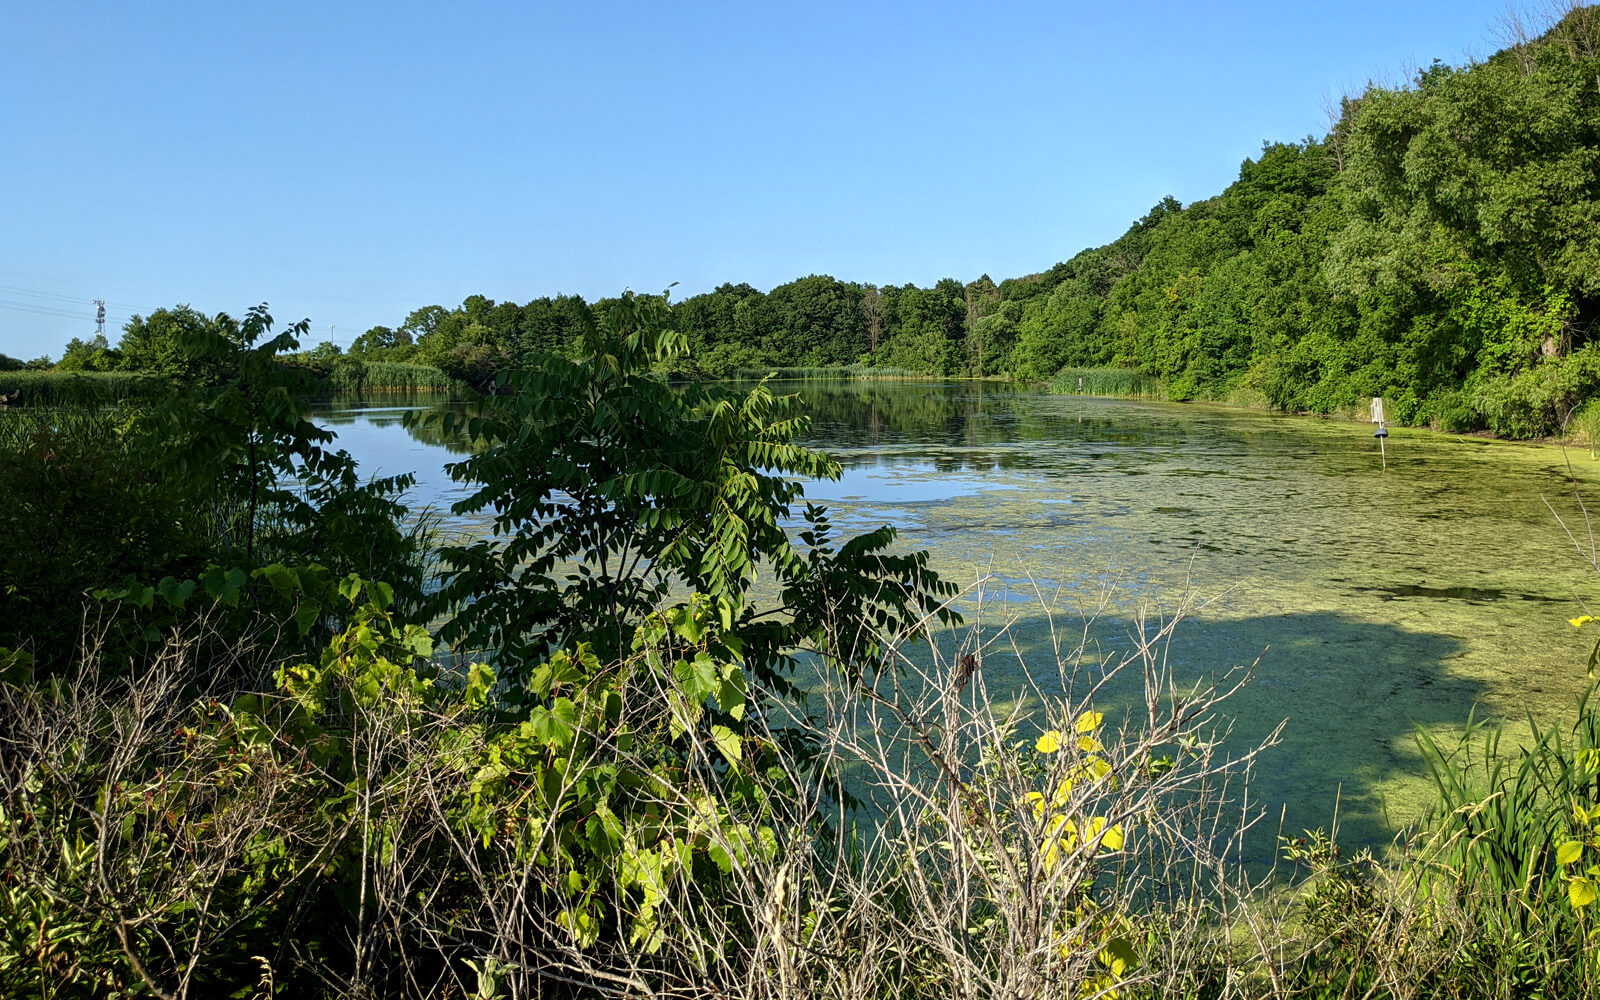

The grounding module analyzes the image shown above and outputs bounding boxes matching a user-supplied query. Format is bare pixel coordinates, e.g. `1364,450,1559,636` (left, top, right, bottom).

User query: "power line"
0,299,123,322
0,284,143,311
0,283,398,351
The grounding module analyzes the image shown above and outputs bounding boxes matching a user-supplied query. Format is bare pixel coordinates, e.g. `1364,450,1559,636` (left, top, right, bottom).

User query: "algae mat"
791,381,1600,853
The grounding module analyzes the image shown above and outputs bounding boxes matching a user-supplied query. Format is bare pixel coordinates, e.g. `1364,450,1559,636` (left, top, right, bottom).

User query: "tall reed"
1049,366,1163,399
327,361,460,393
723,364,917,380
0,371,167,406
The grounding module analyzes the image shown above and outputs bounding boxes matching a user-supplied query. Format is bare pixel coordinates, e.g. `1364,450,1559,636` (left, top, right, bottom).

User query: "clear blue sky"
1,0,1525,360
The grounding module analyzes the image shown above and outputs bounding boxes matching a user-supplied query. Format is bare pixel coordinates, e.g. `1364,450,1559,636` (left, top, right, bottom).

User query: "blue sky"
2,0,1523,360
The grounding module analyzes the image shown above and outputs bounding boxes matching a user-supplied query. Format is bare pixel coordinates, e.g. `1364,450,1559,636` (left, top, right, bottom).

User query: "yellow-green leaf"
1558,840,1586,866
1099,821,1126,852
1036,730,1063,754
711,724,742,764
1570,877,1598,909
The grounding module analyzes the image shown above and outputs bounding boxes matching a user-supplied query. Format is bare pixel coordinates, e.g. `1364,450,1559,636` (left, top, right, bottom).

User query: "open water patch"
806,462,1023,504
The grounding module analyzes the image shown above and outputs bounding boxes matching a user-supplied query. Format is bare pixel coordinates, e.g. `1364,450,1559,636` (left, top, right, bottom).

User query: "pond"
316,380,1600,856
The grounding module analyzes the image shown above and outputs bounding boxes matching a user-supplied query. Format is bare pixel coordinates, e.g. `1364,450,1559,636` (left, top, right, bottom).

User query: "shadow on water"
920,601,1481,866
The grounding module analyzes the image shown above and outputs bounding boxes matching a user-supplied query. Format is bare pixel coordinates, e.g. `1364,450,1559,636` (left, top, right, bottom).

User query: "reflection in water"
314,381,1600,855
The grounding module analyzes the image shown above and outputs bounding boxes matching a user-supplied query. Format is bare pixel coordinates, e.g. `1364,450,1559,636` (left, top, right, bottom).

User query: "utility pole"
93,298,106,338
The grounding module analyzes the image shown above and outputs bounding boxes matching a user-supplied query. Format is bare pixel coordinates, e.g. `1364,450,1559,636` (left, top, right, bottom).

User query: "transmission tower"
93,298,106,338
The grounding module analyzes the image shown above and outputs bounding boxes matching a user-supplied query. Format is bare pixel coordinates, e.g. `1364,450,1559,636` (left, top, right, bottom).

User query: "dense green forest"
16,8,1600,437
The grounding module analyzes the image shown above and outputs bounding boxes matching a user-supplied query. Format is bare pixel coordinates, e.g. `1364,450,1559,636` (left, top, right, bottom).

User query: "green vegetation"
722,363,917,380
1048,366,1164,399
0,369,169,406
11,7,1600,995
0,305,425,675
10,288,1600,996
325,360,460,393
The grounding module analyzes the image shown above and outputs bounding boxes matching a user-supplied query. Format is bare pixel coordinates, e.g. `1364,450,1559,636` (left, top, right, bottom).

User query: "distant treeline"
15,7,1600,435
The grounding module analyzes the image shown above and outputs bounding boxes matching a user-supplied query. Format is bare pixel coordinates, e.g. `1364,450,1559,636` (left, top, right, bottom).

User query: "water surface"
317,383,1600,854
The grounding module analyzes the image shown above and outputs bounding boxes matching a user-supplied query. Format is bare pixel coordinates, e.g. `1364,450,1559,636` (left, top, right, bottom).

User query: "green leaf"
401,624,434,659
0,646,35,684
529,698,577,749
201,565,249,606
710,724,742,764
255,563,301,599
464,662,495,710
155,576,196,608
366,580,395,611
1558,840,1586,866
1570,876,1598,909
338,573,363,604
559,906,601,948
293,599,320,636
716,669,746,721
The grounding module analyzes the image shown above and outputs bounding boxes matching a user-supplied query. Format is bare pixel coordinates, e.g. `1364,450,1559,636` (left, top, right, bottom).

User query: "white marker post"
1371,397,1388,471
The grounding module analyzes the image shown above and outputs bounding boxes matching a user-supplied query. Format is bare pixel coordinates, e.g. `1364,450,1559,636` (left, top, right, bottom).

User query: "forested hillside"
670,6,1600,435
26,6,1600,436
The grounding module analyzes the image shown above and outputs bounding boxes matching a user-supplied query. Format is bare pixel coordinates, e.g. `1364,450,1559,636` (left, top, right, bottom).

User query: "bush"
2,305,430,676
1573,398,1600,456
420,292,956,683
1427,388,1484,433
1471,346,1600,438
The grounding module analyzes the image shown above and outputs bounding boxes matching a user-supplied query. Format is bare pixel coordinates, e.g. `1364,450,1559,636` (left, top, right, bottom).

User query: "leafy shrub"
0,571,1290,998
1427,388,1484,433
1573,398,1600,456
2,305,429,676
1470,346,1600,438
420,291,956,688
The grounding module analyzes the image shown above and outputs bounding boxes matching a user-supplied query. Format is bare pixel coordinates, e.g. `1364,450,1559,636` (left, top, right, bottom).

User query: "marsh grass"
0,370,168,406
327,361,460,393
724,364,918,380
1049,367,1164,399
1572,399,1600,457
